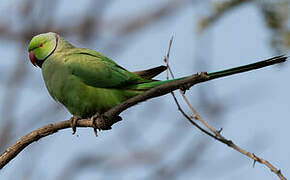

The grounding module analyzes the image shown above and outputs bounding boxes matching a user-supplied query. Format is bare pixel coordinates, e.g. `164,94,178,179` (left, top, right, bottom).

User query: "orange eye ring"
39,43,44,48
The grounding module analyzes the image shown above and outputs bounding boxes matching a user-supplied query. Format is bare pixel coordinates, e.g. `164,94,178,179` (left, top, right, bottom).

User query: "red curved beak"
29,51,37,67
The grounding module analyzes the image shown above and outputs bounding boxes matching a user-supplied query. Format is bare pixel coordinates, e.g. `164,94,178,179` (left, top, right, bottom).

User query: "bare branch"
0,119,89,169
0,72,211,169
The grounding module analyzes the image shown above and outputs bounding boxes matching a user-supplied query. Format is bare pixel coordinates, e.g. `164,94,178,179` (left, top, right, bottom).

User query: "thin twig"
163,38,286,180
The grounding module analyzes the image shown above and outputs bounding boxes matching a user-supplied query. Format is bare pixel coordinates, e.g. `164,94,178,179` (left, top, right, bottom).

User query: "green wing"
66,48,150,88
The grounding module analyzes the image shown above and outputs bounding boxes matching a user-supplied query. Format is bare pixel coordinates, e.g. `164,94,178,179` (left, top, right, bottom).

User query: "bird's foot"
90,113,108,136
70,115,82,134
90,113,122,136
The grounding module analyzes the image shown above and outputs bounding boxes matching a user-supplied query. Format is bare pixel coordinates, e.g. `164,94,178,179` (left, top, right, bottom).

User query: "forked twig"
163,37,286,180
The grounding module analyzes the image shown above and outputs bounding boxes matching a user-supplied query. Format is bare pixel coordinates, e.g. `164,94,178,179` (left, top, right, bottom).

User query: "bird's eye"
39,43,44,48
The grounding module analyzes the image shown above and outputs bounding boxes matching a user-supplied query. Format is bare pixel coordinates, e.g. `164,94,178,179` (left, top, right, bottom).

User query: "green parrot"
28,32,286,133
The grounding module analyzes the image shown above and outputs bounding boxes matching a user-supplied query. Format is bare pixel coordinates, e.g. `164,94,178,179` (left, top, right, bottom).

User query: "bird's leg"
70,115,82,134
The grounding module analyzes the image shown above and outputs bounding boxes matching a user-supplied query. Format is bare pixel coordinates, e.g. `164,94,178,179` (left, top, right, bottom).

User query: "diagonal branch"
0,72,210,170
0,119,91,170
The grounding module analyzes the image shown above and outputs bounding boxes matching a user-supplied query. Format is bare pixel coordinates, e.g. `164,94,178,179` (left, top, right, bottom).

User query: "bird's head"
28,32,58,68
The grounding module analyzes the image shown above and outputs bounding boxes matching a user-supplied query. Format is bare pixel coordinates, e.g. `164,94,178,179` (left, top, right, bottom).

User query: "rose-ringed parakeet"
28,32,287,133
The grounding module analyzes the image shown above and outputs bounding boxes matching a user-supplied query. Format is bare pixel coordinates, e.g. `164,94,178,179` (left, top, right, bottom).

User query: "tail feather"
128,55,287,90
208,55,287,80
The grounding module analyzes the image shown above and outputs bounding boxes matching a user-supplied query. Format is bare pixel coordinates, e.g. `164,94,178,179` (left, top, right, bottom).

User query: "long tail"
129,55,287,90
207,55,287,80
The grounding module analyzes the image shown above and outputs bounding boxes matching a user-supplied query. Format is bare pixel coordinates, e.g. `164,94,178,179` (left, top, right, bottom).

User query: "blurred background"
0,0,289,179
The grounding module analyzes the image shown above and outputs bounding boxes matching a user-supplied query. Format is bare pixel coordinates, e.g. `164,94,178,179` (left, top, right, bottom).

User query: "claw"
70,116,82,134
90,113,100,136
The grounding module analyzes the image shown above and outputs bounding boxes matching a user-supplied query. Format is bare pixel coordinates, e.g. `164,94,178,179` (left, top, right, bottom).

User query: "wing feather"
66,49,149,88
